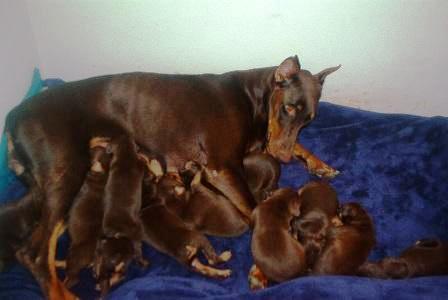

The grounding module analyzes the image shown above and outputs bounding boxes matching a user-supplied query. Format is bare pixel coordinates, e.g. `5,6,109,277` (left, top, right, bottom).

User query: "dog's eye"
284,104,296,117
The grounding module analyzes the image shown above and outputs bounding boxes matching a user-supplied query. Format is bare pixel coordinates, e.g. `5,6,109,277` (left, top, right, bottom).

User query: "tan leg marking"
293,143,339,179
191,258,232,279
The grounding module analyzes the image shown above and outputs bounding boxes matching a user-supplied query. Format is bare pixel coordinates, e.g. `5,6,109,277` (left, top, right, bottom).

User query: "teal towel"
0,68,43,199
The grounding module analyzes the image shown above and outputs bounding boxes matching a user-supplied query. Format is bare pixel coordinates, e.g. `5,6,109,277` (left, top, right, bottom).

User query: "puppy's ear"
275,56,301,83
315,65,341,85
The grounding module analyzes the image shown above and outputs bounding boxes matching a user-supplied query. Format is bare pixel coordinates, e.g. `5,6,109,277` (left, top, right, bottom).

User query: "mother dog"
5,55,339,282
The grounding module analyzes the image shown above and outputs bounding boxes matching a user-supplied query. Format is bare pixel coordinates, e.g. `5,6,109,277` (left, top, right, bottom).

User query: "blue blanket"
0,79,447,299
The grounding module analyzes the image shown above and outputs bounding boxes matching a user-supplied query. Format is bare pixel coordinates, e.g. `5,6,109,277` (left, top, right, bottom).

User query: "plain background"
1,0,447,132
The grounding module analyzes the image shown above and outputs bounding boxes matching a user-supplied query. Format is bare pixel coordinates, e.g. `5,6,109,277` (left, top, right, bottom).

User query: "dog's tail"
47,220,77,300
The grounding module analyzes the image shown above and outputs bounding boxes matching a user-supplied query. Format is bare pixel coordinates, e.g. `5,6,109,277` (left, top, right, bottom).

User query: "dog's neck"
233,67,276,152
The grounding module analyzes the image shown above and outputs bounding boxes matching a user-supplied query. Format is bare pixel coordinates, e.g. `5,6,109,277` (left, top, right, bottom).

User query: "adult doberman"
5,55,339,288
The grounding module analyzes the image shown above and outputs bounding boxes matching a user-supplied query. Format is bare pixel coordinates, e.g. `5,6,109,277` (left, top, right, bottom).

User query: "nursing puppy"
312,202,375,275
178,162,248,237
64,138,113,288
291,181,339,269
250,188,304,287
140,169,232,279
358,239,448,278
93,147,156,295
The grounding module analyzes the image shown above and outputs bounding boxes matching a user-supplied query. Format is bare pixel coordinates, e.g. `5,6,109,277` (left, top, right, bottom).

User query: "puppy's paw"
218,251,232,263
248,264,268,290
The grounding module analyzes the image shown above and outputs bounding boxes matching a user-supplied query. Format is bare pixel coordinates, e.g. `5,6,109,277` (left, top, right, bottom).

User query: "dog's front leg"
293,143,339,178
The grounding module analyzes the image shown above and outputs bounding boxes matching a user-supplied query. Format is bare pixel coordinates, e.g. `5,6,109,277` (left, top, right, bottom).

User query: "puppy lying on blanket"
66,138,147,294
358,238,448,278
312,202,375,275
249,188,305,289
291,181,340,270
65,137,113,287
140,166,232,279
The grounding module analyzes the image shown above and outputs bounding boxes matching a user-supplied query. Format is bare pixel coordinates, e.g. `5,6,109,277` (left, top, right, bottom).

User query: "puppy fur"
312,202,375,275
64,142,113,287
179,162,248,237
0,192,40,267
291,181,339,269
251,188,305,282
140,170,231,278
358,239,448,278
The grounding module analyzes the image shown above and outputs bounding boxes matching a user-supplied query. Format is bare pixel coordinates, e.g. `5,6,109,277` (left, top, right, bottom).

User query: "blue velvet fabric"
1,99,447,299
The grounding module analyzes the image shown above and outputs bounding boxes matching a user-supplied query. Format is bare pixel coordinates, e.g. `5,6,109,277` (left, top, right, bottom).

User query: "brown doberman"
4,56,340,286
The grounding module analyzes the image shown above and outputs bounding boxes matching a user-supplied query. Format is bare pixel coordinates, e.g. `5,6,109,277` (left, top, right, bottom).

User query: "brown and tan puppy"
291,181,339,269
358,239,448,279
140,170,232,279
250,188,304,287
312,202,375,275
64,138,113,288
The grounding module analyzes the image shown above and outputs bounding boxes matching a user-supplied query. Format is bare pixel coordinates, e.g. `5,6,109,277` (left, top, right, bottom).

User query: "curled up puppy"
358,238,448,279
249,188,305,289
291,181,340,270
311,202,375,275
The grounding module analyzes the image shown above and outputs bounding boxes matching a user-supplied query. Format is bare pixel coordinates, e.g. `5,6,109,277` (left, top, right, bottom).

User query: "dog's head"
266,56,340,162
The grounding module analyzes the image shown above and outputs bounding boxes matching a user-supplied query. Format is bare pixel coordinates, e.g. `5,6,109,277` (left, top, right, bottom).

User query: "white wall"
21,0,448,116
0,0,40,130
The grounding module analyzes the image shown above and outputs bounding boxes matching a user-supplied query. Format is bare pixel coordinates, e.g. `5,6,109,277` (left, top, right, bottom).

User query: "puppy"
0,192,40,268
312,202,375,275
243,153,280,203
358,239,448,278
179,162,248,237
64,138,113,288
250,188,305,287
93,146,157,295
140,169,232,279
291,181,339,269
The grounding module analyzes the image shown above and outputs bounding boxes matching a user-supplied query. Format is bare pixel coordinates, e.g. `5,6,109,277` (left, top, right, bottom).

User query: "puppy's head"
298,181,338,217
338,202,370,224
293,210,329,237
156,173,187,203
265,188,301,217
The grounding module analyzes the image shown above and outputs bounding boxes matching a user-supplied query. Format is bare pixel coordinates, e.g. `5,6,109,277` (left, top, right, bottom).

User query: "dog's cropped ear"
315,65,341,85
275,55,301,83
